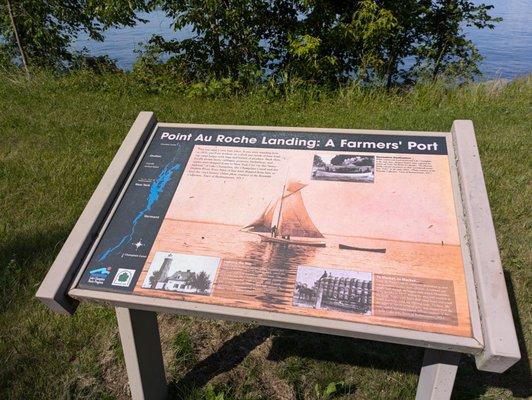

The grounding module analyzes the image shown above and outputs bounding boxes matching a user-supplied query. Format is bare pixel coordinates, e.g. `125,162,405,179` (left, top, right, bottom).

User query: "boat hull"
339,244,386,253
258,234,326,247
313,170,374,182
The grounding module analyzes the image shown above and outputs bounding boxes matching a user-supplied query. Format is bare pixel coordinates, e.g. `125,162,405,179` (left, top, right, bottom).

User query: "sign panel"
76,127,472,338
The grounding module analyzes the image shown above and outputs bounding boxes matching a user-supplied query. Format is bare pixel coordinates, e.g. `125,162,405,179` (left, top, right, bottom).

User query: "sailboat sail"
244,200,278,232
278,189,324,238
284,181,306,195
244,179,324,239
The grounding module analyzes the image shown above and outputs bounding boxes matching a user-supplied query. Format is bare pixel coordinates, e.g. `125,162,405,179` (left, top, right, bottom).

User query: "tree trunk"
432,40,447,81
5,0,30,78
386,53,397,91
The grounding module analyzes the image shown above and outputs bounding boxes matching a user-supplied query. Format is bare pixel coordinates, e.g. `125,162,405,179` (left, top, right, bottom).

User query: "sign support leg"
116,307,167,400
415,349,460,400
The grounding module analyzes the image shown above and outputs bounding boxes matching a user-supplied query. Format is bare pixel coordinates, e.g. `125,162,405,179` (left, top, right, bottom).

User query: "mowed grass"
0,72,530,399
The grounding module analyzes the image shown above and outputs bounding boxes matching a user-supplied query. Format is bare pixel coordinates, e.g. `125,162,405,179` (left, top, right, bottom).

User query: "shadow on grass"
0,225,68,268
451,271,531,399
269,327,530,399
0,225,69,311
168,325,273,397
7,227,528,399
167,273,530,400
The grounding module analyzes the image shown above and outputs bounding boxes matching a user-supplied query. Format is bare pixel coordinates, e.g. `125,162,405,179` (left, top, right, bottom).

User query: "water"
73,12,193,67
133,220,471,336
97,159,182,262
73,0,531,79
464,0,531,79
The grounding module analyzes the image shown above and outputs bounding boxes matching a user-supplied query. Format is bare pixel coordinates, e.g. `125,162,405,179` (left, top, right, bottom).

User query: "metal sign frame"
36,113,520,400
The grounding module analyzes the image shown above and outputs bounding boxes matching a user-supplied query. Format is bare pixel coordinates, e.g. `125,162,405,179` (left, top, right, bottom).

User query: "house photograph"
141,251,220,295
311,153,375,183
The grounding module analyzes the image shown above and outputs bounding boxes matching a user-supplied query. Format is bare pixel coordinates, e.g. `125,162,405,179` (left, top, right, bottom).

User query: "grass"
0,71,530,399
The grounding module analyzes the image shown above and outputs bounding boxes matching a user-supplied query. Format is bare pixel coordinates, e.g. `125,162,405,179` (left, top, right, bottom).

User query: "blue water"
98,158,181,261
73,0,531,79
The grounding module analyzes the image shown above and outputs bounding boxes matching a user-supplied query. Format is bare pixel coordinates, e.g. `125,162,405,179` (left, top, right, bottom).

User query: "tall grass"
0,71,530,399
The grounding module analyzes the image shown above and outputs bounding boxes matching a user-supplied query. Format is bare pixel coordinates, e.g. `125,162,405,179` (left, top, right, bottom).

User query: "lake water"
73,0,531,79
133,220,471,337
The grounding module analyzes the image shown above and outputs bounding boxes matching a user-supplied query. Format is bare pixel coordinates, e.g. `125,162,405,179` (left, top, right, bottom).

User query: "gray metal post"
452,120,520,372
415,349,460,400
116,307,167,400
36,112,157,314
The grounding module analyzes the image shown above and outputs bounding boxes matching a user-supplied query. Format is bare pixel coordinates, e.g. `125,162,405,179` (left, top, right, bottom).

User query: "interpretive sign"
37,113,520,400
76,125,472,338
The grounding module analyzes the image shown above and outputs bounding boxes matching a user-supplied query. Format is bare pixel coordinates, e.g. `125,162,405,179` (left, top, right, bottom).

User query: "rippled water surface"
146,220,463,311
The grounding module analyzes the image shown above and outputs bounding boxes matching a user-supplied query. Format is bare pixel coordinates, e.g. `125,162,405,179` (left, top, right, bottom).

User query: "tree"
329,155,374,166
148,269,163,288
313,155,325,167
0,0,148,70
412,0,499,82
137,0,303,88
4,0,28,76
188,271,211,294
281,0,399,86
143,0,498,88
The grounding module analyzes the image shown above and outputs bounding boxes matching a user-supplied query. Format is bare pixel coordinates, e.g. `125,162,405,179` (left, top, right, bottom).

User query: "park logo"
112,268,136,287
88,266,111,285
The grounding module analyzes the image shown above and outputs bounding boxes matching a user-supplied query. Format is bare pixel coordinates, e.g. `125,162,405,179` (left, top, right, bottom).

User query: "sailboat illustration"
243,179,326,247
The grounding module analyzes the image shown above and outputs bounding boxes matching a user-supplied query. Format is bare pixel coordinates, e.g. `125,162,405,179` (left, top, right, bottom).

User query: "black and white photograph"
141,251,219,295
293,265,372,315
311,153,375,183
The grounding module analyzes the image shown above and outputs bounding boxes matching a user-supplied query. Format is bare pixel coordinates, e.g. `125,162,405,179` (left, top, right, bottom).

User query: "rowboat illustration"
338,243,386,253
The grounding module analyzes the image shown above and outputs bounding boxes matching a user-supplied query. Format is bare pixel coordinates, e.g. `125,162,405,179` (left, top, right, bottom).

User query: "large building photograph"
293,266,372,315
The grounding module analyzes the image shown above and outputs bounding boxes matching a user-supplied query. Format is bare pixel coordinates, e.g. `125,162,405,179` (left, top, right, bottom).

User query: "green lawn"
0,72,530,399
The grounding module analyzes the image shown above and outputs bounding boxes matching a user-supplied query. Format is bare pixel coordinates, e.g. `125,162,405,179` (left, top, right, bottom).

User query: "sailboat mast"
275,168,289,229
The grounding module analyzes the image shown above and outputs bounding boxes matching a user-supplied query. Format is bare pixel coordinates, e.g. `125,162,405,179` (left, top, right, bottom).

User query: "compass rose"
132,239,144,250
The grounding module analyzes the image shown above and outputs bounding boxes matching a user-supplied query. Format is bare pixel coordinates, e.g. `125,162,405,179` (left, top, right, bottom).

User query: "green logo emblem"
112,269,135,287
118,272,130,282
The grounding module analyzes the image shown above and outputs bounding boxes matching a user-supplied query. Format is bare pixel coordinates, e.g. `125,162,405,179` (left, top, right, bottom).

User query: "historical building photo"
141,251,219,295
293,265,372,315
311,153,375,183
